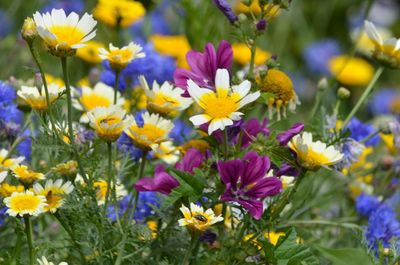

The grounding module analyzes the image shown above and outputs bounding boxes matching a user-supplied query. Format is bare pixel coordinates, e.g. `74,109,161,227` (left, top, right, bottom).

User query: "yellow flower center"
109,49,133,63
94,181,108,202
0,184,24,197
258,69,295,103
48,25,85,47
202,93,238,119
9,194,42,212
153,93,180,107
129,124,167,147
81,94,111,111
298,149,330,169
44,191,63,212
0,156,15,168
99,116,121,126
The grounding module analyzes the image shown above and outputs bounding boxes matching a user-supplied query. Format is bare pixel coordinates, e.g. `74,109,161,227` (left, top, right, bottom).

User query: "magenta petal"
246,177,282,198
238,199,264,220
204,43,217,81
175,148,205,173
134,170,179,195
276,123,304,146
241,152,270,187
217,159,244,185
186,50,205,75
240,118,269,148
216,40,233,69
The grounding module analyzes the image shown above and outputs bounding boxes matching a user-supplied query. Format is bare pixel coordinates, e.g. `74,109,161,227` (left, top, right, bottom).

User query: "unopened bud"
238,13,247,22
317,78,328,91
337,87,350,99
381,155,394,171
256,19,267,31
21,17,37,41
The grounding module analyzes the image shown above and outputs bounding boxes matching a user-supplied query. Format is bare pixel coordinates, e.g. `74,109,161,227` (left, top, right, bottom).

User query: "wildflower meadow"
0,0,400,264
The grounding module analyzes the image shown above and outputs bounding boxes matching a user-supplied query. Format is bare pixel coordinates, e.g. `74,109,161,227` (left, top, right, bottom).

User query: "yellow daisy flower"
0,149,25,169
188,68,260,135
288,132,343,170
72,82,125,123
328,55,374,86
93,0,145,28
352,27,392,56
33,179,74,213
151,141,180,165
87,105,133,142
18,83,65,110
52,160,78,176
33,9,97,57
92,179,127,206
232,43,271,65
149,34,191,68
21,17,38,41
45,74,64,87
4,190,47,217
178,203,223,232
12,165,45,186
139,75,193,117
125,112,174,150
99,42,145,70
0,183,24,198
76,40,105,64
235,0,280,18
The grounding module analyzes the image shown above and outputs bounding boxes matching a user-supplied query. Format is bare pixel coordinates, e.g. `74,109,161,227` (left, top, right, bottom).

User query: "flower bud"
256,19,267,31
21,17,37,41
238,13,247,22
337,87,350,99
317,78,328,91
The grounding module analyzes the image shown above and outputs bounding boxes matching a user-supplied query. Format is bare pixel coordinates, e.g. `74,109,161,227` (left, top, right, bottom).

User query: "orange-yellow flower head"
4,190,47,217
93,0,145,28
99,42,145,70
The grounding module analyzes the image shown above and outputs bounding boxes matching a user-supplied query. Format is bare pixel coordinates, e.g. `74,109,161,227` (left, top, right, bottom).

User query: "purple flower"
175,148,206,173
256,19,267,31
135,165,179,195
213,0,238,24
173,40,233,96
241,118,269,148
217,152,282,219
276,123,304,145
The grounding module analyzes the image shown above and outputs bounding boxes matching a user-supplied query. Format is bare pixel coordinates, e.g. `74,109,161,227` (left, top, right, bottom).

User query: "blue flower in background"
335,138,365,170
302,39,341,75
117,132,143,160
0,10,11,39
107,192,161,223
346,118,380,146
16,129,32,161
0,207,6,226
42,0,84,14
368,88,400,117
0,81,16,103
101,44,176,91
356,193,380,217
169,119,192,145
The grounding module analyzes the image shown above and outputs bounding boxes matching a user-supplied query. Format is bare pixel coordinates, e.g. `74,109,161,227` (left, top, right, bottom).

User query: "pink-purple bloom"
217,152,282,220
276,123,304,145
213,0,238,24
173,40,233,96
175,148,206,173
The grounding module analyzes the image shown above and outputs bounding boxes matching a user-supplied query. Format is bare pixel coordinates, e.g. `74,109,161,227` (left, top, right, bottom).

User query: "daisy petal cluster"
18,83,65,110
178,203,223,232
12,165,45,186
4,190,47,217
33,179,73,213
99,42,145,70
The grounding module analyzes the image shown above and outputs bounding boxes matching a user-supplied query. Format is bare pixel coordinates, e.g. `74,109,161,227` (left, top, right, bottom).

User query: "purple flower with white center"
213,0,238,24
276,123,304,146
217,152,282,220
135,165,179,195
173,40,233,96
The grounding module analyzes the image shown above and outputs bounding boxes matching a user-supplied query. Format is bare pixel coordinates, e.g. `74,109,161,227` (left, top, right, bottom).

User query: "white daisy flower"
99,42,145,70
18,83,65,110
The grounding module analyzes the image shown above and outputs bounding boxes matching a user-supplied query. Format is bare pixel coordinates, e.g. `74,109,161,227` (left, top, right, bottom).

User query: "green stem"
24,217,34,265
342,67,384,127
114,70,120,105
104,142,113,213
389,254,400,265
277,219,363,231
10,224,24,265
247,40,257,80
181,234,199,265
309,88,324,121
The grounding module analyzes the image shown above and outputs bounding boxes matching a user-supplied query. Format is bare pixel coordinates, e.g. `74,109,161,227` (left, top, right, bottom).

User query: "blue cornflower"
0,10,11,39
100,44,176,91
346,118,380,146
117,132,143,160
356,193,380,217
368,88,400,116
42,0,85,14
169,120,192,145
0,207,6,226
16,129,32,161
0,81,17,103
336,139,365,170
0,103,23,138
107,192,161,223
302,39,342,75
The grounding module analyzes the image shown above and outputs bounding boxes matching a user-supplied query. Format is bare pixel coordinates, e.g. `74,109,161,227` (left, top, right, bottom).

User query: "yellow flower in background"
178,203,223,232
99,42,145,70
0,149,25,170
188,69,260,135
45,74,64,87
52,160,78,176
0,183,24,198
93,0,145,28
139,75,193,117
92,179,127,205
257,69,299,120
21,17,38,41
289,132,343,170
352,27,392,56
130,86,147,110
151,141,180,165
4,190,47,217
87,105,133,142
244,231,285,249
149,35,191,69
125,112,174,150
33,179,74,213
147,220,158,239
180,140,210,154
232,43,271,65
72,82,125,123
77,77,90,88
33,9,97,57
349,180,373,198
76,41,105,64
381,133,398,155
18,84,65,110
235,0,280,18
328,55,374,86
12,165,45,186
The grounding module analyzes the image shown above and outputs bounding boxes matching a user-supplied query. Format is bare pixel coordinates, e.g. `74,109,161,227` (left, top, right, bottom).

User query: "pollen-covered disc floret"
139,75,193,117
257,69,299,121
33,9,97,57
188,68,260,135
99,42,145,70
33,179,74,213
125,112,174,150
178,203,223,232
73,82,125,123
288,132,343,170
364,20,400,68
18,83,65,110
4,190,47,217
12,165,45,186
87,105,133,142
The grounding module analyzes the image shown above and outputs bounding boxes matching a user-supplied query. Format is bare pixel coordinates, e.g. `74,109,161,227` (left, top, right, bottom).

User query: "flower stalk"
23,216,34,265
114,70,120,104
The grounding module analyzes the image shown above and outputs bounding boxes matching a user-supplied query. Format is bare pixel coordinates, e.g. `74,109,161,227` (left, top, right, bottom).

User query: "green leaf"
274,228,319,265
314,245,375,265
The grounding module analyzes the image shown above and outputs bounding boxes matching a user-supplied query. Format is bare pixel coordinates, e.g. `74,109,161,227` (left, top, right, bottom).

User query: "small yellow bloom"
125,112,174,150
178,203,223,232
147,220,158,239
149,35,191,68
0,183,24,198
328,55,374,86
232,43,271,65
99,42,145,70
381,133,398,155
33,179,74,213
18,83,65,110
235,0,280,18
12,165,45,186
0,149,25,170
93,0,145,28
52,160,78,176
87,105,133,142
21,17,38,41
92,179,127,206
151,141,180,165
130,86,147,110
33,9,97,57
4,190,47,217
180,140,210,154
76,41,105,64
288,132,343,170
139,75,193,117
244,231,285,249
45,74,64,87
